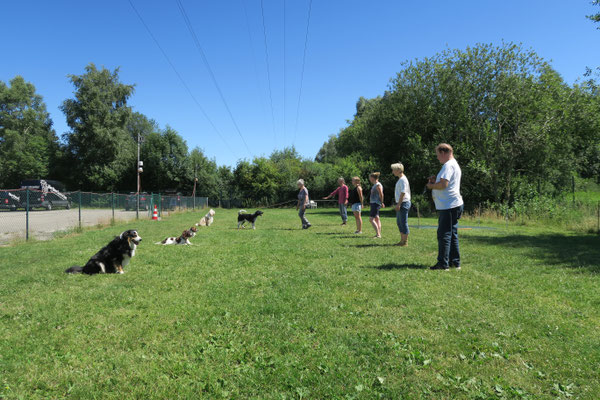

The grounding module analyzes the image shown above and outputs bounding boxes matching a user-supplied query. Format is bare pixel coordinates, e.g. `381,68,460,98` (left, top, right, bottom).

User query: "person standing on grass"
296,179,312,229
369,172,385,238
426,143,464,271
348,176,364,234
392,163,411,246
323,177,349,225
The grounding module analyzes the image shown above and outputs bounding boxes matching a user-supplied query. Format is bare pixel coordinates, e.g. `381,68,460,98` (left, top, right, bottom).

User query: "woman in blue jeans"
391,163,411,246
427,143,464,270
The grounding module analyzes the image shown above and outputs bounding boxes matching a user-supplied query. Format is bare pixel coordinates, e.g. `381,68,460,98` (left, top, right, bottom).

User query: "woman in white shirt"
426,143,464,270
391,163,411,246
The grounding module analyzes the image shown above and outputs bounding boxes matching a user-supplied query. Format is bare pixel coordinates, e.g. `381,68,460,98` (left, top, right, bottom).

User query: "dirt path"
0,209,148,243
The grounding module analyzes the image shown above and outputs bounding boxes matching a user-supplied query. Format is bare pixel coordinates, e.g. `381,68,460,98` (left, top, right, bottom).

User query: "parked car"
125,192,150,211
19,179,71,210
0,191,21,211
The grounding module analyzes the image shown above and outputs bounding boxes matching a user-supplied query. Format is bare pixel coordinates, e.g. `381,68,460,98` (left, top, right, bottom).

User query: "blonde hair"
297,179,305,186
352,176,361,185
370,172,380,180
338,177,345,184
390,163,404,173
436,143,453,154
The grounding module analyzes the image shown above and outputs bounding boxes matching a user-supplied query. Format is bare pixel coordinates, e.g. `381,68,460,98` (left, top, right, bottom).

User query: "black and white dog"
155,226,197,245
237,210,264,230
65,230,142,275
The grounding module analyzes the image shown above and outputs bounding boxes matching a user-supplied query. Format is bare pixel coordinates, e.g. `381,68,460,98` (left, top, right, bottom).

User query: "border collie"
156,226,197,245
65,230,142,274
237,210,264,230
196,209,216,227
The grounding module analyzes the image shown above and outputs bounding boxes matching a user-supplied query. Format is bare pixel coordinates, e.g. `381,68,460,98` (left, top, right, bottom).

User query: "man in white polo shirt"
426,143,464,270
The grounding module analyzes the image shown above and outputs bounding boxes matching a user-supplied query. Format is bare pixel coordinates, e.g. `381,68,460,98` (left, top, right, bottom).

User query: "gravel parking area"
0,209,147,244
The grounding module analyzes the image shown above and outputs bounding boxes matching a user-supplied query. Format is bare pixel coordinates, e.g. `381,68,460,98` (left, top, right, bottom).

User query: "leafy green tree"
140,125,190,192
327,43,595,206
0,76,59,188
187,147,219,198
60,63,135,191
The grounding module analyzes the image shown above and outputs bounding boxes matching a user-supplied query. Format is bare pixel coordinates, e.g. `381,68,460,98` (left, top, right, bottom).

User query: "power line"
260,0,277,147
293,0,313,145
175,0,252,156
240,0,267,123
126,0,238,159
283,0,286,146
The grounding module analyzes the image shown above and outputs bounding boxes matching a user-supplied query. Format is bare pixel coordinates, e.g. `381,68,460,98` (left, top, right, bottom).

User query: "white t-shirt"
432,158,463,210
395,175,411,203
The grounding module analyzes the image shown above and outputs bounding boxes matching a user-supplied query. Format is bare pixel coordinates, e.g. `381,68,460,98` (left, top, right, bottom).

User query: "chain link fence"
0,188,209,244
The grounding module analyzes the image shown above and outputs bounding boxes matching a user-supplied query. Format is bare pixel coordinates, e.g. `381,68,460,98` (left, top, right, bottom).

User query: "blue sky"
1,0,599,166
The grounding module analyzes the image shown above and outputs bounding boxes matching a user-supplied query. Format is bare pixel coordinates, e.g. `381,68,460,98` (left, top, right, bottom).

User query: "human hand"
395,204,400,211
428,176,436,184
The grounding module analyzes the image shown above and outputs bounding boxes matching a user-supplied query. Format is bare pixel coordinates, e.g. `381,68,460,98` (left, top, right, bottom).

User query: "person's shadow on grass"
367,263,429,270
466,233,600,273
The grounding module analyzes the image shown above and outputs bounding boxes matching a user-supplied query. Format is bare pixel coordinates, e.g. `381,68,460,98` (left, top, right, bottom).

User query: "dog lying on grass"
65,230,142,274
155,226,197,245
237,210,264,230
196,209,216,227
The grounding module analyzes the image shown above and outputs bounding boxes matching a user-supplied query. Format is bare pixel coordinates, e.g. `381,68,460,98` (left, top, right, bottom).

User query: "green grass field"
1,208,599,399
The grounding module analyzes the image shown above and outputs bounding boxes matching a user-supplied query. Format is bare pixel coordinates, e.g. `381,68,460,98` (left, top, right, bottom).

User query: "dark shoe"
303,223,312,229
430,264,449,271
450,263,461,270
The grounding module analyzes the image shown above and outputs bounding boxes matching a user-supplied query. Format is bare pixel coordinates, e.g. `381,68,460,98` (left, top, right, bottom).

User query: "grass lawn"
1,208,599,399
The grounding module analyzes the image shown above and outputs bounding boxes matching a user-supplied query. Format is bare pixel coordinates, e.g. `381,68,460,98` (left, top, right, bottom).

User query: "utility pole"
192,163,197,210
136,131,144,219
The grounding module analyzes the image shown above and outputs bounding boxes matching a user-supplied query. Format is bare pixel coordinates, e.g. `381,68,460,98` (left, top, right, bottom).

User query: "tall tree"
60,63,135,191
0,76,58,188
140,125,190,192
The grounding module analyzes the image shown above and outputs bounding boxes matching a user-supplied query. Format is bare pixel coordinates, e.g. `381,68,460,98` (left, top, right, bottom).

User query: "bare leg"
369,217,380,237
354,211,362,232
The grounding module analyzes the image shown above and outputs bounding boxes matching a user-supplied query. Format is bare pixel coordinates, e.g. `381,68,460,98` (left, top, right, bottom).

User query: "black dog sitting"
237,210,264,230
65,230,142,275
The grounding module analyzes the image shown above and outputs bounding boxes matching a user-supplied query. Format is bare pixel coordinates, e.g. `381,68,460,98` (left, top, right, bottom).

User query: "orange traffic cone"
152,205,158,220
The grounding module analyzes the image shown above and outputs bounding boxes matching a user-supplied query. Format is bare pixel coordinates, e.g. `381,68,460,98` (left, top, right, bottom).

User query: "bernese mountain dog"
237,210,264,230
65,230,142,274
155,226,197,245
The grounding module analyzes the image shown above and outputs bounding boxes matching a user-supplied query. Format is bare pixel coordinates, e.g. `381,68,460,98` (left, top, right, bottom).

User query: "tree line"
1,43,599,209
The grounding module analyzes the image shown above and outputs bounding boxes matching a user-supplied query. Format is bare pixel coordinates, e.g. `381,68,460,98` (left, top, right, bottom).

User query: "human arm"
377,184,385,208
357,186,363,206
395,193,405,211
427,179,449,190
324,187,339,200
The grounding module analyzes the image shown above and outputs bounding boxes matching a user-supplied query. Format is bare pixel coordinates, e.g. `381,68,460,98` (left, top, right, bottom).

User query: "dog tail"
238,210,246,215
65,265,83,274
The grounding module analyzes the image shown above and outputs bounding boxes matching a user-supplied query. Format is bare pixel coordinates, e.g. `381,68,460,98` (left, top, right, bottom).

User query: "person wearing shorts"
348,176,364,234
368,172,384,238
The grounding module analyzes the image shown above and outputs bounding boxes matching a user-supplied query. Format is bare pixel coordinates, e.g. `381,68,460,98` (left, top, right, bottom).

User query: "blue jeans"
338,203,348,222
396,201,411,234
437,205,463,267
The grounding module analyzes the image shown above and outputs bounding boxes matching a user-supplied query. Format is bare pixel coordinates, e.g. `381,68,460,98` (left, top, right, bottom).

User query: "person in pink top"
323,177,349,225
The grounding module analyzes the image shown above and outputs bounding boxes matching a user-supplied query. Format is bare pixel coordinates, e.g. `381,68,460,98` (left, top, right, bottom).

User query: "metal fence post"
111,192,115,222
78,191,82,230
25,188,30,241
597,200,599,235
136,192,140,220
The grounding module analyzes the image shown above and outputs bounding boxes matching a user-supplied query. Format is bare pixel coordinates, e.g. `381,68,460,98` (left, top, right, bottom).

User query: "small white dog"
196,209,216,227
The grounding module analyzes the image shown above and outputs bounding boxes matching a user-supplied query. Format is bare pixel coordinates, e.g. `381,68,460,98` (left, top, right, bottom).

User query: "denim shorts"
369,203,381,218
351,203,362,212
